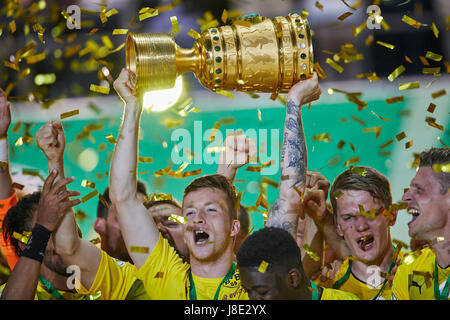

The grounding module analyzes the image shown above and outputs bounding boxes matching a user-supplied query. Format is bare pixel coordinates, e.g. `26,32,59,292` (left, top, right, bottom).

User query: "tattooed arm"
266,74,321,238
0,89,13,200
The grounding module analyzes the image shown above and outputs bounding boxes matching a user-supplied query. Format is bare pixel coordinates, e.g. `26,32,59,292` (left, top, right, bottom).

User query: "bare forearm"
1,257,40,300
301,217,324,278
109,105,140,203
217,165,237,183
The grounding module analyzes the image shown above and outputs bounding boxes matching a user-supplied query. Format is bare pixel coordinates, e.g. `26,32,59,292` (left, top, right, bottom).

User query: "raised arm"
217,134,257,182
109,68,159,268
266,73,321,238
1,170,80,299
0,89,13,199
36,121,102,290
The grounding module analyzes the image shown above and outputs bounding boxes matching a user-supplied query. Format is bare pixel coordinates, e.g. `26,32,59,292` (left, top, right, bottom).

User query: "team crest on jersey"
222,272,240,288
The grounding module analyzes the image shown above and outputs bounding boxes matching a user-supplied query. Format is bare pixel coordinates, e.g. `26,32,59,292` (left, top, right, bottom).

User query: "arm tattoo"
266,99,307,238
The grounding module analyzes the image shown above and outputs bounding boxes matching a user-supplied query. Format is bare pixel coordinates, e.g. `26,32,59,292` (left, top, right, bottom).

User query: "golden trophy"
126,13,313,95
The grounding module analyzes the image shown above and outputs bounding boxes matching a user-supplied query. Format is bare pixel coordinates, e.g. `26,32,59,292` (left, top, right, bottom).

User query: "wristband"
20,224,51,263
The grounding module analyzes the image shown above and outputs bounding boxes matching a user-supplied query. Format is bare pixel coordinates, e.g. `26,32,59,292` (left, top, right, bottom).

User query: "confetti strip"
138,156,153,163
313,133,331,142
208,122,221,142
337,141,346,149
344,157,360,167
387,65,405,82
430,23,439,38
313,62,326,80
396,132,406,141
81,180,96,188
154,272,164,278
333,190,344,199
351,115,366,126
258,260,269,274
376,41,395,50
398,82,419,91
425,51,443,62
168,214,187,225
112,29,128,35
326,58,344,73
337,12,353,21
433,163,450,173
215,89,234,99
401,15,421,29
181,169,202,177
350,166,368,176
187,29,200,40
431,89,446,99
98,194,109,209
315,1,324,10
105,134,116,144
352,21,367,37
170,16,180,34
90,237,101,245
419,56,430,66
427,103,436,113
302,244,320,262
153,166,171,177
60,109,79,119
405,140,413,149
130,246,149,254
422,67,440,75
139,8,158,21
405,56,413,64
221,9,228,23
349,142,356,152
12,182,24,190
90,84,110,95
379,139,394,149
81,190,99,203
385,96,404,104
12,232,29,244
25,52,46,64
371,110,390,121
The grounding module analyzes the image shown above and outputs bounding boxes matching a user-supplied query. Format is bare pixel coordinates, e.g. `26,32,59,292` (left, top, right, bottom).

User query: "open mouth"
194,230,210,245
357,235,374,251
407,209,420,225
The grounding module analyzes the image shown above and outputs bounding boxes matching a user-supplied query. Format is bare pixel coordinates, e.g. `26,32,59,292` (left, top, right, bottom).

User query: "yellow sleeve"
135,233,190,299
322,288,360,300
76,250,138,300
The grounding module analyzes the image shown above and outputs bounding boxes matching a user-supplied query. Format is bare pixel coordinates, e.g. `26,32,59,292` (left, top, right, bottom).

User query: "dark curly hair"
2,192,41,257
236,227,303,275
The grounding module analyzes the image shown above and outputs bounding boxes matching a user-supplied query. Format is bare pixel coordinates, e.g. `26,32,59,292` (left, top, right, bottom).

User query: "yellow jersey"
135,234,248,300
315,249,408,300
392,247,450,300
321,288,359,300
0,279,100,300
77,249,149,300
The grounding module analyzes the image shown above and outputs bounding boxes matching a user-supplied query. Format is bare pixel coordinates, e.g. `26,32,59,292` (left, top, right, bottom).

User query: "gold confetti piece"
187,29,200,39
431,89,446,99
302,244,320,262
376,41,395,50
315,1,324,10
208,122,221,142
341,0,363,10
430,23,439,38
404,56,413,64
371,110,390,121
418,56,430,66
432,163,450,173
221,9,228,23
25,52,46,64
215,89,234,99
386,96,404,104
261,177,279,189
337,141,346,149
4,60,19,71
182,169,202,177
256,193,269,210
130,246,149,254
350,167,368,176
313,62,326,80
60,109,79,119
338,12,353,21
138,156,153,163
313,133,331,142
333,190,344,199
422,67,440,75
105,134,116,144
358,205,378,219
170,16,180,34
12,232,29,244
351,115,366,126
206,146,226,153
326,58,344,73
425,118,444,131
154,272,164,278
399,82,419,91
139,8,159,21
427,103,436,113
344,157,360,167
405,140,413,149
90,84,110,95
81,180,96,189
349,142,356,152
98,194,109,209
19,68,31,79
292,185,304,202
112,29,128,35
425,51,442,62
387,65,405,82
168,214,187,225
105,8,118,18
246,166,262,172
396,132,406,141
258,260,269,274
81,190,99,203
352,21,367,37
8,20,16,33
90,237,101,245
379,139,394,149
12,182,24,190
153,166,171,177
75,210,88,222
401,15,421,29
